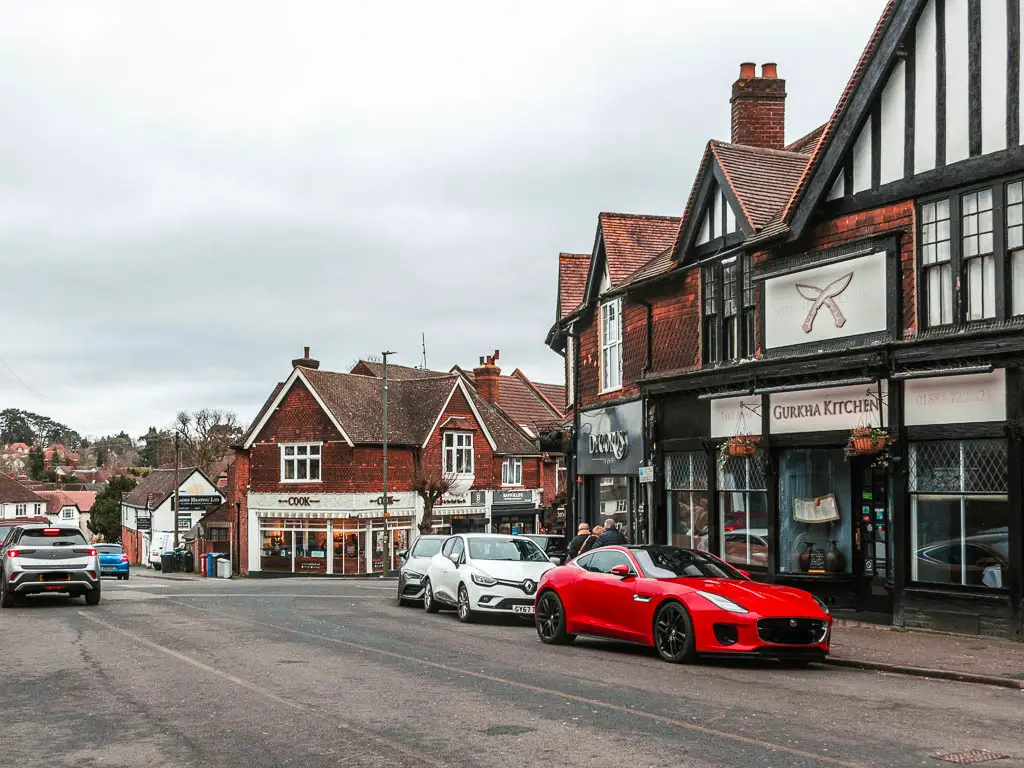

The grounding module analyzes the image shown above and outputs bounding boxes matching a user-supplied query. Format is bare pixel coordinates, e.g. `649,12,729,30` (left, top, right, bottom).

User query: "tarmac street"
0,576,1021,768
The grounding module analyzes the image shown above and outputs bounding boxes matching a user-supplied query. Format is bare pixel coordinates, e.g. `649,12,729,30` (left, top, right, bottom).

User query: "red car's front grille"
756,618,828,645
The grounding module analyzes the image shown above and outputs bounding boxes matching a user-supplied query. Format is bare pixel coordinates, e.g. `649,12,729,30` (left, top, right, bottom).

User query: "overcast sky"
0,1,888,439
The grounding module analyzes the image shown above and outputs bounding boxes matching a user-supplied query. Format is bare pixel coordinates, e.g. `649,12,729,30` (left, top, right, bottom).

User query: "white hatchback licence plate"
513,605,534,615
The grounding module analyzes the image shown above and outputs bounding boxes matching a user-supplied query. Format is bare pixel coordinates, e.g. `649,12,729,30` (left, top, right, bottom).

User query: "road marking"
167,600,861,768
154,594,385,599
77,612,303,710
78,610,451,768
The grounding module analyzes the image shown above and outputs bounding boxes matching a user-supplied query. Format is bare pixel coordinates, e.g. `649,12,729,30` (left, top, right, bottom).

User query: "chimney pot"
731,61,786,150
739,62,756,79
303,346,310,358
761,62,778,79
473,353,502,405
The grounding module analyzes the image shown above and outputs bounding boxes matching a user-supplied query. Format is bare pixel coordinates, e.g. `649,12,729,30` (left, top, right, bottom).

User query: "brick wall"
226,449,250,574
798,201,916,337
648,271,701,376
121,525,143,565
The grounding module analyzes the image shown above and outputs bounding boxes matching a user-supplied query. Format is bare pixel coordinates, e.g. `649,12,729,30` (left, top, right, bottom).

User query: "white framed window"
15,504,26,515
443,432,473,474
62,508,75,520
33,503,41,515
600,297,623,392
281,443,322,482
502,458,523,486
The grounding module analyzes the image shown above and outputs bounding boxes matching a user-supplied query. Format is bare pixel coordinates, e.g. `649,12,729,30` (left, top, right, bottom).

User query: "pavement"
0,576,1021,767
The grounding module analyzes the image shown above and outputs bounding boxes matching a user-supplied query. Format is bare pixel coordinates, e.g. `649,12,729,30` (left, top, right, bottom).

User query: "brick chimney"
473,350,501,405
291,346,320,370
731,62,786,150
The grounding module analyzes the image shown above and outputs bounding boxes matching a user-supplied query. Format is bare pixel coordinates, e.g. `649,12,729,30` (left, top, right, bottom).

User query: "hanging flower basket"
845,426,889,456
726,435,760,458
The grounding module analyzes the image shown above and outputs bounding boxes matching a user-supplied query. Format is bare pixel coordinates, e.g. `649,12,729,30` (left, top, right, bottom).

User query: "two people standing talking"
566,519,628,560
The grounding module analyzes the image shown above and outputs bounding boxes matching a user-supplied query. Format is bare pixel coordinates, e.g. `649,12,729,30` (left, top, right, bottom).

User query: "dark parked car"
525,534,568,565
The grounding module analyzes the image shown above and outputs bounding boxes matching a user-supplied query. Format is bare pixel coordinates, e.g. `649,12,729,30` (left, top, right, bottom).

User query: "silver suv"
1,525,102,607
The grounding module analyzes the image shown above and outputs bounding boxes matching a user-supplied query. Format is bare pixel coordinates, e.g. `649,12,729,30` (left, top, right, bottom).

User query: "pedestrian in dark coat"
597,518,628,547
566,523,592,560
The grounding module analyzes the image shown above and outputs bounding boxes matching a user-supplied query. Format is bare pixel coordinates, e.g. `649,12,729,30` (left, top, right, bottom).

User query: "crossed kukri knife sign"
795,272,854,334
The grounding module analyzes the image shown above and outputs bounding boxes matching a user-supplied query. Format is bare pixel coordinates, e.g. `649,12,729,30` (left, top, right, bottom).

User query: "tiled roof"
785,123,827,154
462,383,540,456
557,253,591,320
711,141,810,230
622,246,676,287
240,382,285,446
123,467,199,509
773,0,899,235
600,213,681,286
35,490,97,515
0,474,45,505
495,371,564,434
302,369,457,445
351,360,446,380
528,380,566,415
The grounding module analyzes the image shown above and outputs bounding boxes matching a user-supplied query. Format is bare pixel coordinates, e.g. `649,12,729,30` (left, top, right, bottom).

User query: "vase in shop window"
798,542,814,573
825,540,846,573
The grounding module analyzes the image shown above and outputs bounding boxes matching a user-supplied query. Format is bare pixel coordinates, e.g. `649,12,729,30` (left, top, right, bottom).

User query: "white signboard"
770,381,888,434
638,466,655,484
710,396,762,438
764,251,887,349
904,370,1006,426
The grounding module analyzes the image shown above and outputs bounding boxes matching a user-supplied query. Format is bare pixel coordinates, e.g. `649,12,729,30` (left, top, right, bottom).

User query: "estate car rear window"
19,529,88,547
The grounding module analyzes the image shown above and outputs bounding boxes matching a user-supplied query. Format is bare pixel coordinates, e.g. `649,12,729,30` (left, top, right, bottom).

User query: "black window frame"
702,253,755,366
916,176,1024,331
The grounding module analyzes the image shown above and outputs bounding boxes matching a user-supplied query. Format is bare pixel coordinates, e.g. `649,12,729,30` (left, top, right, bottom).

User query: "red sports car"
534,545,832,665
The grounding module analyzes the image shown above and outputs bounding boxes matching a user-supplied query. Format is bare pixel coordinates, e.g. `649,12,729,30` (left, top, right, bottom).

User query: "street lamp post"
381,350,396,576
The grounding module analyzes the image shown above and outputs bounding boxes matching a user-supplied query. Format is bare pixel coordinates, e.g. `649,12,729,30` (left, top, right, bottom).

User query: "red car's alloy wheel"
653,602,696,663
535,592,574,645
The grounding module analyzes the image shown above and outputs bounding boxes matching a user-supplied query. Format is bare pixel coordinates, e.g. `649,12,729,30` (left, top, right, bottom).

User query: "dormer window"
443,432,474,474
703,254,755,364
600,297,623,392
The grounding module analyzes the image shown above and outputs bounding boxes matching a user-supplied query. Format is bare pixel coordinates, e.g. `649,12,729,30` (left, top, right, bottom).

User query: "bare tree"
175,409,245,477
412,442,456,534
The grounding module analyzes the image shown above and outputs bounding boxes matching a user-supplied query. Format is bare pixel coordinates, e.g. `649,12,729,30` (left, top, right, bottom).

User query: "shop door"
333,525,368,575
852,458,894,616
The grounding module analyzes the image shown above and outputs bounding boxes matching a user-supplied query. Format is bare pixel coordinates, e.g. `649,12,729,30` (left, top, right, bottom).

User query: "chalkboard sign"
807,547,827,573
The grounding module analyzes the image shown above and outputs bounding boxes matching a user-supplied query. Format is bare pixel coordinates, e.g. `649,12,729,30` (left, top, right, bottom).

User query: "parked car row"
399,533,833,666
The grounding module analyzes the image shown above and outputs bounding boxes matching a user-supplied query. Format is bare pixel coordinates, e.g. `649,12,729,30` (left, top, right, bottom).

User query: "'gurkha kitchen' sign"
764,251,887,349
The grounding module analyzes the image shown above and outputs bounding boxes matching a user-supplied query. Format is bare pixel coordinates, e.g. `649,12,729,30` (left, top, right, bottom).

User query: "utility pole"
381,350,395,576
172,430,181,550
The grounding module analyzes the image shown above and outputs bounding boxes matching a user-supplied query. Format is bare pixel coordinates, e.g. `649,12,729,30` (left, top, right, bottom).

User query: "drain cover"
932,749,1009,764
483,725,535,737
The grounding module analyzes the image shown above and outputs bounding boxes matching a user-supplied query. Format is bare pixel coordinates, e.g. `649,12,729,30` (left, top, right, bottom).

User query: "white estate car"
422,533,556,622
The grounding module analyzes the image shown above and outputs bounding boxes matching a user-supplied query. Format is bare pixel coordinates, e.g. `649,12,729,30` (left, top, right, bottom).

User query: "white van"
149,532,176,569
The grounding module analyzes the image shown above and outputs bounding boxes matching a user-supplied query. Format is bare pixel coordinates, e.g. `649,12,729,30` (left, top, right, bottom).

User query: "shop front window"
260,518,328,573
597,476,630,538
665,452,709,551
718,453,768,568
910,440,1009,589
778,449,853,575
261,529,293,572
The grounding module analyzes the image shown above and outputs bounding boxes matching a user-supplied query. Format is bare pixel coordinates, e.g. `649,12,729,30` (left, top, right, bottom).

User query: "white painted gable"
695,183,743,245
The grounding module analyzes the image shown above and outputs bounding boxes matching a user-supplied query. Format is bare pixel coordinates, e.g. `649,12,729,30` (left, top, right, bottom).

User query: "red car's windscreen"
634,547,746,580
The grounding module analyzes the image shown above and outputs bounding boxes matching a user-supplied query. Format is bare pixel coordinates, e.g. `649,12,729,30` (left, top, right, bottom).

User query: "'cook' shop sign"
769,382,888,435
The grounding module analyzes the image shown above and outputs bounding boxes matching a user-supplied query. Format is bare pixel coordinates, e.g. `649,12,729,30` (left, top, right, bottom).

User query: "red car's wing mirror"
610,564,632,578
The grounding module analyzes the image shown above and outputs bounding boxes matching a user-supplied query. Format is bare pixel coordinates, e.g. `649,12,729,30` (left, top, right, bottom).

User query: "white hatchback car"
422,533,556,622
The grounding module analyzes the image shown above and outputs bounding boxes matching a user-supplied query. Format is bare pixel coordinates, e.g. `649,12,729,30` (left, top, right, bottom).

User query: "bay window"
600,298,622,392
910,440,1008,589
501,457,522,486
281,443,322,482
444,432,473,474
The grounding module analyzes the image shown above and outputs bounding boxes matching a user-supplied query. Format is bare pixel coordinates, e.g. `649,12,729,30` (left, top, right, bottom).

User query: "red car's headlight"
695,590,748,614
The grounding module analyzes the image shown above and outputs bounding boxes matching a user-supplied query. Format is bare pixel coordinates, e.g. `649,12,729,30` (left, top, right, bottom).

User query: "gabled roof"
350,360,444,380
670,140,811,260
0,474,45,505
35,490,97,515
122,467,217,509
785,123,827,154
451,366,565,431
557,253,591,320
757,0,906,244
599,213,681,286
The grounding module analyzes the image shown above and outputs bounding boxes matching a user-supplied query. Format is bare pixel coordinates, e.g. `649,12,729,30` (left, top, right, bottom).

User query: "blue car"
96,543,130,580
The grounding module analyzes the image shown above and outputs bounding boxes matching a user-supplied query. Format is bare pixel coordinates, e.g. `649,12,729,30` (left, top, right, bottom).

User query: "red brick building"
232,349,542,576
549,0,1024,638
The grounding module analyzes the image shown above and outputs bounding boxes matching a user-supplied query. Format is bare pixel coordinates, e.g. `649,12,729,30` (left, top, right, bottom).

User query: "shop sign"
278,496,319,507
638,466,654,484
136,513,151,531
176,514,191,531
493,489,534,505
710,396,762,438
764,251,887,350
177,494,224,510
904,370,1006,426
577,400,644,475
248,492,415,513
769,381,888,434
